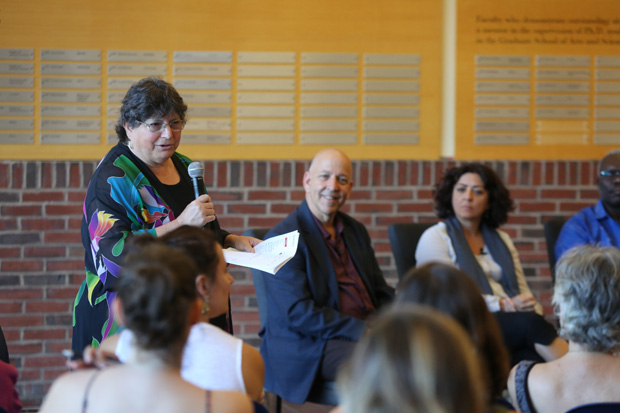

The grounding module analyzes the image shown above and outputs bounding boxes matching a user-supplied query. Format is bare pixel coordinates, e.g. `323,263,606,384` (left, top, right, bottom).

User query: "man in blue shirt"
555,149,620,260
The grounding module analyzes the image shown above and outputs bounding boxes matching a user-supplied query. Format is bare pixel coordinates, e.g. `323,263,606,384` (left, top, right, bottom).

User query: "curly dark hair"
434,163,514,228
115,77,188,144
395,263,510,402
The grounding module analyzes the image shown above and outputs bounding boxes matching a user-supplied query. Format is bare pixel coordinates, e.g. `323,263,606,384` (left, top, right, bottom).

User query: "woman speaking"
72,77,259,355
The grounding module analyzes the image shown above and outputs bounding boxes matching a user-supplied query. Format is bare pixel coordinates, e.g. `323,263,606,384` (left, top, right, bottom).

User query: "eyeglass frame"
137,119,186,133
599,169,620,178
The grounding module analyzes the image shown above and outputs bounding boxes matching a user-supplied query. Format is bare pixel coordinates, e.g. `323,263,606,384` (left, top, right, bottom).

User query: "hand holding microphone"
177,162,216,227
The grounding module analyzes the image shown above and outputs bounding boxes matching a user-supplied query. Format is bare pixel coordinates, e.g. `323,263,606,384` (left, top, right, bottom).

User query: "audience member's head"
117,242,200,361
396,263,509,402
337,306,484,413
554,245,620,355
434,163,514,228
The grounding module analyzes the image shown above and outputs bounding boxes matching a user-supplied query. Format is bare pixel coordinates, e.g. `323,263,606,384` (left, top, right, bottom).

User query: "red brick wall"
0,159,599,408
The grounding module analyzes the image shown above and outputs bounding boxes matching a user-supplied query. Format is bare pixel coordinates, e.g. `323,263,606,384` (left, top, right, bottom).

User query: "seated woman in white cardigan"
415,163,567,365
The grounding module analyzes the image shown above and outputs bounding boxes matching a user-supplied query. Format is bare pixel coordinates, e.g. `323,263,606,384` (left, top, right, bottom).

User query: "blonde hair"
337,305,485,413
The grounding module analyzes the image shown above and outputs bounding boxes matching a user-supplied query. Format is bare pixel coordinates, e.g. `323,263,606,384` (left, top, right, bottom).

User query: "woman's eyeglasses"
138,120,186,133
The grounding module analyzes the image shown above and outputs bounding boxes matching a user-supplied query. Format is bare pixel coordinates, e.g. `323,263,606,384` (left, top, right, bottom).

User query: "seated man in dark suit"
259,148,394,404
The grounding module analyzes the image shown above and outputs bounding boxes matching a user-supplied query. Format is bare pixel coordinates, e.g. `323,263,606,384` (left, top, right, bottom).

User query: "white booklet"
223,230,299,275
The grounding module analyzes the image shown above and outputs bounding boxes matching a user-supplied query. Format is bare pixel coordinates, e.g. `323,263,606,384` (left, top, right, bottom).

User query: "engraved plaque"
363,120,418,131
0,63,34,74
187,106,232,117
301,107,357,118
41,49,101,61
0,133,34,144
108,64,166,76
237,133,295,144
364,80,419,92
302,53,358,64
536,69,590,80
237,52,296,64
173,51,232,63
237,119,295,131
596,83,620,93
41,133,101,144
595,108,620,119
475,134,529,145
0,105,33,116
301,93,357,104
107,105,121,117
302,79,357,91
535,133,587,145
301,67,358,78
237,92,295,104
363,133,418,145
536,95,589,106
237,106,295,117
174,65,232,77
237,65,294,77
175,78,231,90
106,119,117,130
363,94,419,105
475,121,529,132
0,77,34,88
300,133,357,144
596,96,620,106
108,92,126,103
237,79,295,91
41,63,101,75
108,50,167,62
301,120,357,131
364,54,420,65
41,105,101,117
0,119,33,130
41,77,101,89
181,92,231,104
107,133,117,144
536,56,590,67
0,91,34,102
108,78,141,90
594,134,620,144
182,133,231,144
536,82,589,93
41,119,101,130
595,121,620,132
596,70,620,80
535,120,588,132
475,108,529,119
364,107,419,118
475,82,529,92
475,55,530,66
0,49,33,60
184,119,231,131
364,67,420,79
597,57,620,67
535,108,589,119
475,95,530,105
476,69,530,79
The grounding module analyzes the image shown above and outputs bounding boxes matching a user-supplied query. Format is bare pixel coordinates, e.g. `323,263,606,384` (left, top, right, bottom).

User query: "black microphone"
188,161,207,199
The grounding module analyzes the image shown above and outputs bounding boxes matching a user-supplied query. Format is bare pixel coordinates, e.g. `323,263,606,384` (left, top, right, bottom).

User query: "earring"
201,296,210,315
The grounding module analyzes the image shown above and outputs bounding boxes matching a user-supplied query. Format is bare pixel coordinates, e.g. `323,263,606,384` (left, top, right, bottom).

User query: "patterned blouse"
71,142,227,354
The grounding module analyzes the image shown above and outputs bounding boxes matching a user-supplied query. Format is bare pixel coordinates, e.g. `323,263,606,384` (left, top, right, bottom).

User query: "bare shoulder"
241,342,265,401
39,369,99,413
212,390,254,413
